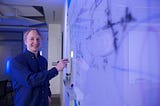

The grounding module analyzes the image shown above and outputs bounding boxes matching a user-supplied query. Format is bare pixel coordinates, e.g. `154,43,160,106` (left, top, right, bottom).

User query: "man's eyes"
30,38,40,41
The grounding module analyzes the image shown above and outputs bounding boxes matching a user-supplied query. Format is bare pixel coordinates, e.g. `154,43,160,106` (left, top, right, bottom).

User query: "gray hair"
23,28,41,42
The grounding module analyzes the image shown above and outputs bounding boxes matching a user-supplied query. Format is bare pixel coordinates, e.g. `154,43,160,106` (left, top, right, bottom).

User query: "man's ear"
24,40,27,45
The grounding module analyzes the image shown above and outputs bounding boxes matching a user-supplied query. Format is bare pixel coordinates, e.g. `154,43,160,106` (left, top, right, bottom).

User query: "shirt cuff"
48,67,59,80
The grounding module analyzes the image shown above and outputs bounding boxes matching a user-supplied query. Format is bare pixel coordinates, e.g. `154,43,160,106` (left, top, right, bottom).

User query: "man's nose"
34,39,39,43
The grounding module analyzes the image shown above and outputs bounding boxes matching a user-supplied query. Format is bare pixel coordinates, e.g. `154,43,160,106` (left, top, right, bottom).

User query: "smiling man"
10,28,68,106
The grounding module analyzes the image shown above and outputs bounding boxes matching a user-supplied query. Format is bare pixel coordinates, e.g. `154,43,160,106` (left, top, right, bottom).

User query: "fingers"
56,58,69,71
59,59,69,66
63,58,69,61
62,59,69,67
48,96,52,106
62,58,69,63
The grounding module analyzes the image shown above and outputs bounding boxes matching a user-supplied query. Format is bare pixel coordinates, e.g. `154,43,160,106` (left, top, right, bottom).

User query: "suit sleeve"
48,82,52,97
11,59,58,88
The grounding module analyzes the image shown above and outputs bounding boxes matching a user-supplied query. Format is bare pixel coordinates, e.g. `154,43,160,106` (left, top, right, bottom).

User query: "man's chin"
31,48,39,52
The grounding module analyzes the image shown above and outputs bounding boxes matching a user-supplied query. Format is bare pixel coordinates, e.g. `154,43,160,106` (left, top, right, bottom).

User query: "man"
11,29,68,106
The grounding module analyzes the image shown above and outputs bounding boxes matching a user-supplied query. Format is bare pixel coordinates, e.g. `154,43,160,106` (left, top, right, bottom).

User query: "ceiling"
0,0,65,29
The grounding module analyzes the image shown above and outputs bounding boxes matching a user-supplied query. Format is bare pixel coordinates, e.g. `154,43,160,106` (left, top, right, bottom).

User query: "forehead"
28,30,40,36
26,30,41,38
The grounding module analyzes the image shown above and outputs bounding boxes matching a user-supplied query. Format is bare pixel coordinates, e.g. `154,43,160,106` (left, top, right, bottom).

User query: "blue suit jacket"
11,50,58,106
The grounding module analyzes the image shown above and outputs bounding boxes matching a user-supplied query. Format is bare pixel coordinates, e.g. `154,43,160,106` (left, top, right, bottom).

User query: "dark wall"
0,31,23,80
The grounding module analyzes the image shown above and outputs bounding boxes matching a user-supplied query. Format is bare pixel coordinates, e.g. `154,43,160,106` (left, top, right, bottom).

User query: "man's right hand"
55,59,69,71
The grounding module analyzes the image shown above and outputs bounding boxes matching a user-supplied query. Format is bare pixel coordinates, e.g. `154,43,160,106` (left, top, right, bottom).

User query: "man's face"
24,30,41,53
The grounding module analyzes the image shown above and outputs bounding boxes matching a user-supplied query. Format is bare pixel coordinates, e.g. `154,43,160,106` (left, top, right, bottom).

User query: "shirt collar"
25,49,40,58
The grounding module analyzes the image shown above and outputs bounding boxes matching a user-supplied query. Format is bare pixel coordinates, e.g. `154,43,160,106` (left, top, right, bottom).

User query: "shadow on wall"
0,80,14,106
